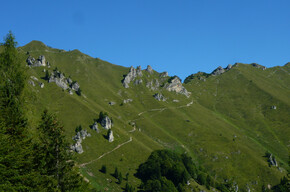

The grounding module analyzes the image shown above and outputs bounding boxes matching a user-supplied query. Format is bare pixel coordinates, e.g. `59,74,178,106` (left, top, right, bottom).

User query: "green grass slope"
18,41,289,191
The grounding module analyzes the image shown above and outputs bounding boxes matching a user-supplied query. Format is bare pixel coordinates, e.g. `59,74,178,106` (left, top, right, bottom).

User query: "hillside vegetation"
2,36,289,191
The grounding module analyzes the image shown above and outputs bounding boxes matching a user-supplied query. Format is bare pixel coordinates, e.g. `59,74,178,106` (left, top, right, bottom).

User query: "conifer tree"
0,31,39,191
34,110,89,191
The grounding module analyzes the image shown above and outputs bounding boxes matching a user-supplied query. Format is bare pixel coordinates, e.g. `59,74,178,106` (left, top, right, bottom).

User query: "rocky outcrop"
28,80,35,86
153,93,166,101
212,66,225,76
101,116,113,130
269,154,278,167
145,65,153,74
251,63,267,70
160,72,168,78
134,79,143,85
123,66,143,88
165,77,191,97
71,129,91,154
26,55,46,67
91,122,99,133
146,79,160,90
48,69,81,94
108,129,114,142
226,64,232,70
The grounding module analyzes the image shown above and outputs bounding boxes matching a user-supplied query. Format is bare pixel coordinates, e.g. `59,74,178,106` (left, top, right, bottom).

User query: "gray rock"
101,116,112,130
269,154,278,167
153,93,166,101
109,101,116,106
134,79,143,85
71,82,80,91
91,122,99,133
28,80,35,86
26,56,35,66
30,76,38,81
123,99,133,104
271,106,277,110
71,141,83,154
146,79,160,90
33,55,46,67
173,99,179,102
39,82,44,88
160,71,168,77
48,71,69,90
122,66,143,88
136,66,143,77
226,64,232,70
211,66,225,76
165,77,191,97
145,65,153,74
108,130,114,142
67,78,73,84
251,63,266,70
69,89,73,95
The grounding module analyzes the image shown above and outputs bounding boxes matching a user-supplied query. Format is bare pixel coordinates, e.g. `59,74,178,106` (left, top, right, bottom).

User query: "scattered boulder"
101,116,113,130
39,82,44,88
28,80,35,86
165,76,191,97
145,65,153,74
30,76,38,81
271,106,277,110
122,66,143,88
108,129,114,142
269,154,278,167
123,99,133,104
26,56,35,66
153,93,166,101
69,89,73,95
109,101,116,106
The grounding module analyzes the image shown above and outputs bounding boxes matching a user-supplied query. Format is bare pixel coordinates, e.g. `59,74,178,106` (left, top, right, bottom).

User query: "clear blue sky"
1,0,290,80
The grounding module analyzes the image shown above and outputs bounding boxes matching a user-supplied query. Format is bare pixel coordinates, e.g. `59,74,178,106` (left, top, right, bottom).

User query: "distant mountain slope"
18,41,289,191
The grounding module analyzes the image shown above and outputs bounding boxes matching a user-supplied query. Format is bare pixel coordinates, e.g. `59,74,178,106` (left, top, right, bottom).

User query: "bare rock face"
48,70,81,93
123,66,143,88
153,93,166,101
165,77,191,97
211,66,225,76
145,65,153,74
108,129,114,142
101,116,112,130
71,141,83,154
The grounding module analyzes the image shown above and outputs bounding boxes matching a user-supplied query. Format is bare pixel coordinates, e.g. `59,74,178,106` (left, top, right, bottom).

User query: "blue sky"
1,0,289,80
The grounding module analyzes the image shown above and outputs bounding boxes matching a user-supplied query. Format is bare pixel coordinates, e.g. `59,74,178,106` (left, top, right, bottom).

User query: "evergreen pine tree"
0,31,39,191
34,110,89,191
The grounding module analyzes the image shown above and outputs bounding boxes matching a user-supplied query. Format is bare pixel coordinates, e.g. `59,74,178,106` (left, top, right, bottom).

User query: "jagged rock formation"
146,79,160,90
269,154,278,167
123,66,143,88
91,122,99,133
153,93,166,101
108,129,114,142
71,129,91,154
26,55,46,67
184,72,210,83
211,66,225,76
48,69,81,93
251,63,267,70
165,76,191,97
101,116,113,130
160,71,168,77
134,79,143,85
145,65,153,74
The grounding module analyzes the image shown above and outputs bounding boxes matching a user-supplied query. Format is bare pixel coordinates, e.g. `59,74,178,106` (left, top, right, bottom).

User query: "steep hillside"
17,41,289,191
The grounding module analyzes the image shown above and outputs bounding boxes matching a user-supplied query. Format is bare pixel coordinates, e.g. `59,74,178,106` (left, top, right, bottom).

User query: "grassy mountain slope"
17,41,289,191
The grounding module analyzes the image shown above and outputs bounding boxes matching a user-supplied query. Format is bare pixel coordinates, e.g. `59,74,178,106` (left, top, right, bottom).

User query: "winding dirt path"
80,137,132,167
